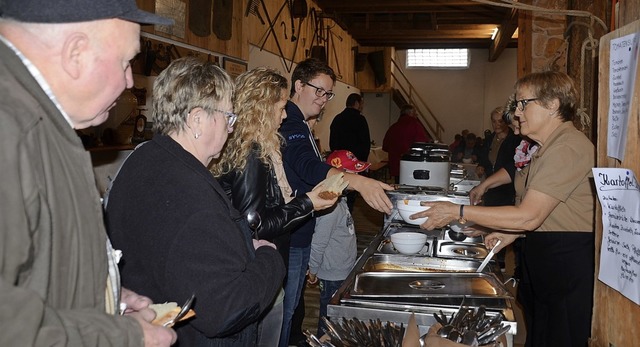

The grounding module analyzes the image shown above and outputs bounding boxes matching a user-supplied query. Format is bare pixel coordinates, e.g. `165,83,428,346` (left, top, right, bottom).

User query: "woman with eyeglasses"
212,67,337,347
416,71,595,346
106,57,285,346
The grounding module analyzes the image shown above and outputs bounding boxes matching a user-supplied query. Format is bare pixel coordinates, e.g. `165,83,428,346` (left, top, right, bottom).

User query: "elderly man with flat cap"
0,0,177,346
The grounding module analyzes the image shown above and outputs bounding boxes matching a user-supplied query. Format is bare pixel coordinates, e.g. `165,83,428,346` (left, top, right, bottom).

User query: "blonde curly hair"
211,67,289,176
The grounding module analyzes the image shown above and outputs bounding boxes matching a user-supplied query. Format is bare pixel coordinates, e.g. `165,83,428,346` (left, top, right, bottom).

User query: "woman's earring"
194,132,200,139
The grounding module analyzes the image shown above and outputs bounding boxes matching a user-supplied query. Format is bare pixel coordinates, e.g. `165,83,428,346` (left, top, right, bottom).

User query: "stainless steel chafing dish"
327,189,518,346
362,254,484,273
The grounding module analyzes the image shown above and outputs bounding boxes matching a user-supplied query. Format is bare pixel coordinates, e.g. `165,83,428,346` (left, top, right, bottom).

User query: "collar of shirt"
0,34,75,128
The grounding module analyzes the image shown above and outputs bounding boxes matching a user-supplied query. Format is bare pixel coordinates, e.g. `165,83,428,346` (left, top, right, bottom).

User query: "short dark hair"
400,104,415,116
346,93,362,107
290,58,336,98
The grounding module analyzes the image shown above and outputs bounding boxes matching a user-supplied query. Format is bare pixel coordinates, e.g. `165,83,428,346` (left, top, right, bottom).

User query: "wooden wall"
137,0,359,86
591,9,640,347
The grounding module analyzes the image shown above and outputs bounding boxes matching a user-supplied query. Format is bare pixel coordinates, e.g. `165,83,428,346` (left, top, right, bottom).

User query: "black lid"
401,142,451,162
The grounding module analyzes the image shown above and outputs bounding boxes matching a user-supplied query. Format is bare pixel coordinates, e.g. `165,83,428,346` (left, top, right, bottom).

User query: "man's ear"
60,32,89,79
294,79,305,94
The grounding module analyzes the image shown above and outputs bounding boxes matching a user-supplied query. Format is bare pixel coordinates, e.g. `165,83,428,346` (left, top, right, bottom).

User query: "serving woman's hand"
484,232,519,252
468,185,487,206
412,201,458,230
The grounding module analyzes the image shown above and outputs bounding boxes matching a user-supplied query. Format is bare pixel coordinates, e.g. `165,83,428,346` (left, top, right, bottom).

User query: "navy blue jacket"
279,101,332,247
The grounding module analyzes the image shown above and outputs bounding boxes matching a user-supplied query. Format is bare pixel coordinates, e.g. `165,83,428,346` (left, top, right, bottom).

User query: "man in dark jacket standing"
278,58,393,347
329,93,370,211
330,93,370,162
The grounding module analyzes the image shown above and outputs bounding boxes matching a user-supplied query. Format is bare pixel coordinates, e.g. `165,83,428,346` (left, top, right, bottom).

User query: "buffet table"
326,189,517,346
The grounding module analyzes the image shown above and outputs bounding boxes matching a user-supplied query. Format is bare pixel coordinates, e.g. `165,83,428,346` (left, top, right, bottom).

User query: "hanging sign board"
593,167,640,305
607,33,639,161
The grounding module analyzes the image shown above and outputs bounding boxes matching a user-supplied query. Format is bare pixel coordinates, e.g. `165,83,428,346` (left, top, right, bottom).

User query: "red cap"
326,150,371,173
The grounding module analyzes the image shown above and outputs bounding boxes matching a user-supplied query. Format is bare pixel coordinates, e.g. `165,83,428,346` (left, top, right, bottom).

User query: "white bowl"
396,200,429,225
390,232,428,255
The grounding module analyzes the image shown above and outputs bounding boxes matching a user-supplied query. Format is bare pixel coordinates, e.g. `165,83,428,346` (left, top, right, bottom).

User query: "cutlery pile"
433,305,510,346
305,317,405,347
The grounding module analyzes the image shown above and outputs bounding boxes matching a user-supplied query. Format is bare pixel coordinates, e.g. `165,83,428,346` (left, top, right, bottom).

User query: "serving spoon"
246,211,262,239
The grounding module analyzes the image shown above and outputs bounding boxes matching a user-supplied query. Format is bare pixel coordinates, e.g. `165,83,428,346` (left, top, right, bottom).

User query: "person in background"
0,1,177,345
106,58,285,346
417,71,595,346
329,93,370,162
453,132,481,163
474,106,521,270
278,58,393,347
475,106,521,199
382,104,432,183
470,111,537,347
308,150,368,337
330,93,371,212
212,67,337,347
449,133,463,152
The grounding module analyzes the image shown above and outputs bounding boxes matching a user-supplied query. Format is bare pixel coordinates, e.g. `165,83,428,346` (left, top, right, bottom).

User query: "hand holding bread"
316,173,349,200
150,302,196,327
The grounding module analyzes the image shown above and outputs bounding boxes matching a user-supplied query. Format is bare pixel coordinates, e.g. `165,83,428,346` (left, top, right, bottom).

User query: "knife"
476,240,502,273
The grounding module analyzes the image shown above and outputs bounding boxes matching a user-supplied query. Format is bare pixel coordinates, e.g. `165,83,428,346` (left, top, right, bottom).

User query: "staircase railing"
390,57,445,142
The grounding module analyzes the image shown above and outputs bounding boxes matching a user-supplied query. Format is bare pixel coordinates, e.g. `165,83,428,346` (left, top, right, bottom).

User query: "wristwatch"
458,205,467,224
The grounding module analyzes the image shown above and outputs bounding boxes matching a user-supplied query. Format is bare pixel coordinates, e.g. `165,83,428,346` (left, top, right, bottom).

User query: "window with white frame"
406,49,470,68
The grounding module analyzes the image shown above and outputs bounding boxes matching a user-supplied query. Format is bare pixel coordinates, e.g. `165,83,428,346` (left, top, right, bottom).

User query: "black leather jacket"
217,145,314,264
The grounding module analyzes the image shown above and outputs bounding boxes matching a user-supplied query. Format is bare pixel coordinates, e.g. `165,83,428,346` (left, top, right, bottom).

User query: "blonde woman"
212,67,336,347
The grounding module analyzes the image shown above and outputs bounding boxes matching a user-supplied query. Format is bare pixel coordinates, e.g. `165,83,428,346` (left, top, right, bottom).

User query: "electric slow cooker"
399,142,451,189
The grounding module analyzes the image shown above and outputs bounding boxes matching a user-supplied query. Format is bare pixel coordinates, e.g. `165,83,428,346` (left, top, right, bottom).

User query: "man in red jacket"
382,104,432,183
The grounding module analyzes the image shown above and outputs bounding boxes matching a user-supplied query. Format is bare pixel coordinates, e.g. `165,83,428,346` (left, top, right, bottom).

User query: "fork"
163,293,195,327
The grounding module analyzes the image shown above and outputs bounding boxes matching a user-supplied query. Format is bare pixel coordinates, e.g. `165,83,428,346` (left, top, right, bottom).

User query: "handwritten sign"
607,33,639,161
593,168,640,304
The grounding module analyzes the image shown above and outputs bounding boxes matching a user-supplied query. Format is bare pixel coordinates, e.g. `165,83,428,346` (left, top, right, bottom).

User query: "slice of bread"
150,302,196,327
317,173,349,200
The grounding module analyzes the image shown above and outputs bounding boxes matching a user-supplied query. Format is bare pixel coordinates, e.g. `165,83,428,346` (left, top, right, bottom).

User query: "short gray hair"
152,57,233,135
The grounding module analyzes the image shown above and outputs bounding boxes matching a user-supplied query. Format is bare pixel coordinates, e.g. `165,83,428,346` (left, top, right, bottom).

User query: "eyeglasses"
213,109,238,127
515,98,539,111
305,82,335,100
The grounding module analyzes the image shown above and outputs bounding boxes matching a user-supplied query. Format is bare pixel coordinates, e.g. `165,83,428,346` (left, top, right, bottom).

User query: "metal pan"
361,254,485,273
351,272,511,299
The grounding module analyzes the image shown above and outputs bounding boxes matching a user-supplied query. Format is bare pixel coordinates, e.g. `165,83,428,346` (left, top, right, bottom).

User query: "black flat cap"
1,0,174,26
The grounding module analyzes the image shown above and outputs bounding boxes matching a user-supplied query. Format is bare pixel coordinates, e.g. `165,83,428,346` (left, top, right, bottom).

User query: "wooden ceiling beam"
489,8,519,61
316,0,489,13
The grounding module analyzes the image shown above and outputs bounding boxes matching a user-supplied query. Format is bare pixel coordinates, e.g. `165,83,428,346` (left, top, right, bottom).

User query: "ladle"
246,211,262,239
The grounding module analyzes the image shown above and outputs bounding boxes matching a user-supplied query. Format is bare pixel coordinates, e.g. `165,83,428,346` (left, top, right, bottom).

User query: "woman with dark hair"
417,71,595,346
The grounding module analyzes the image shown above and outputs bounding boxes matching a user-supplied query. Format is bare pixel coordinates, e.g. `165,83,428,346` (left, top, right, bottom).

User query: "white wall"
392,49,518,145
247,46,518,151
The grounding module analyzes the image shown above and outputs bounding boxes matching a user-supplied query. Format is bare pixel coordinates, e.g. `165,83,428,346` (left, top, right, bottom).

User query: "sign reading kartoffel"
593,168,640,304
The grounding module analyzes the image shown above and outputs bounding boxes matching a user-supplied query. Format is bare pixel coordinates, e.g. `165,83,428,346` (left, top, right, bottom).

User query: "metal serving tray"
436,240,488,260
351,272,510,299
361,254,484,273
